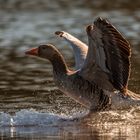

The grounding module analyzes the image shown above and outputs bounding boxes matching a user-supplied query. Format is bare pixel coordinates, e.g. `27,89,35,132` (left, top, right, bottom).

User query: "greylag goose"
25,17,140,112
55,31,88,70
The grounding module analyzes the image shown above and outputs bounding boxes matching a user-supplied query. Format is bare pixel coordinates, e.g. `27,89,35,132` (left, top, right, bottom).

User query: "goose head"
25,44,60,61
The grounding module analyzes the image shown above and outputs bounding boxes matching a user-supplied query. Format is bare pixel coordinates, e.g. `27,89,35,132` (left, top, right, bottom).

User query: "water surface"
0,3,140,140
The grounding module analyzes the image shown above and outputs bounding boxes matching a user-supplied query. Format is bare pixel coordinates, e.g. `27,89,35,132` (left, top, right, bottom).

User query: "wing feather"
55,31,88,70
79,17,131,93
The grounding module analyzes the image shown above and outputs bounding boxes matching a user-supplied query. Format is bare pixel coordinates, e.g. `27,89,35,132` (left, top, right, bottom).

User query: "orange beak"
25,47,38,56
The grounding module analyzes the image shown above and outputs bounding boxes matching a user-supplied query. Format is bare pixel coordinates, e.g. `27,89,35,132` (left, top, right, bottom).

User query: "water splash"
0,108,140,139
0,109,66,127
0,107,140,127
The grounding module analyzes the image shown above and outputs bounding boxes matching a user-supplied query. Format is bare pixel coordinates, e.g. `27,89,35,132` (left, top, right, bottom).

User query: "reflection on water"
0,108,140,139
0,1,140,140
0,108,140,140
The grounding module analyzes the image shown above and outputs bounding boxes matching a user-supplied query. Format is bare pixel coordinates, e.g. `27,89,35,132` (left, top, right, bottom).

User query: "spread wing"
55,31,88,70
79,17,131,93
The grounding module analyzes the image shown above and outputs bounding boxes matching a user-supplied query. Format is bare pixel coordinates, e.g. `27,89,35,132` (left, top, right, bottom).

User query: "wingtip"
96,17,103,21
94,17,109,26
86,17,105,34
86,25,94,35
55,31,64,37
94,17,103,23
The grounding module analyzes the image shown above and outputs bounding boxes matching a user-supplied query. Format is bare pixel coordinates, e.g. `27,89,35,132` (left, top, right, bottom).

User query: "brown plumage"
79,17,131,94
25,17,140,112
